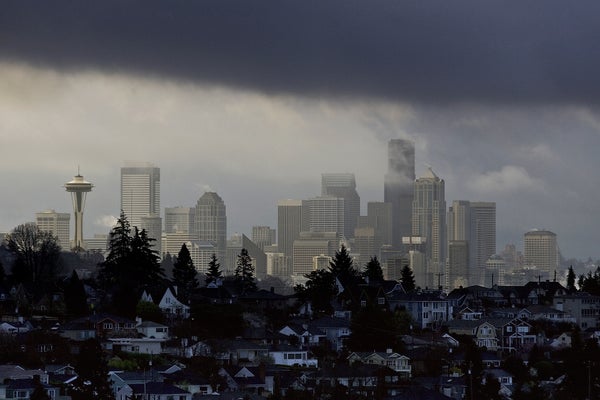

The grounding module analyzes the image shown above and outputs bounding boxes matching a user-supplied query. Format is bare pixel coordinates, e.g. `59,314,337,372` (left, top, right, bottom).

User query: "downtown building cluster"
32,141,560,291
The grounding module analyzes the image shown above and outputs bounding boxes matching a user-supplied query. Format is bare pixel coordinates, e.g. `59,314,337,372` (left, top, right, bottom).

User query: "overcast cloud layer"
1,2,599,260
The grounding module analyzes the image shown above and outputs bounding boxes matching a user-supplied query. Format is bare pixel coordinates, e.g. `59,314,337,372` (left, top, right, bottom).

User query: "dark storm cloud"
3,0,600,103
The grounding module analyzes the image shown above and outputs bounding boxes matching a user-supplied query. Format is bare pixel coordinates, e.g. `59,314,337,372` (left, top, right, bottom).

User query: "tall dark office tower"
321,173,360,240
412,167,446,288
277,199,303,262
196,192,227,267
384,139,415,249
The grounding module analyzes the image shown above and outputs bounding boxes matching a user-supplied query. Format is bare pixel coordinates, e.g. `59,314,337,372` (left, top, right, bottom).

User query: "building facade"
195,192,227,266
321,173,360,240
120,162,160,231
412,167,446,289
35,210,70,249
384,139,415,249
524,230,559,277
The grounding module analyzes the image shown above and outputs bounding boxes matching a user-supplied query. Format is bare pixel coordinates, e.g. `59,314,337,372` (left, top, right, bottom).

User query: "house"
268,344,319,368
116,381,192,400
0,319,33,334
209,339,269,366
278,323,326,347
553,292,600,330
59,313,137,341
482,368,515,398
489,318,536,351
106,337,165,355
0,365,49,384
307,316,351,351
313,364,400,398
160,369,214,395
136,319,169,340
158,287,190,319
109,370,165,398
549,332,572,349
347,350,411,378
0,378,58,400
219,366,269,394
446,320,499,350
387,290,453,330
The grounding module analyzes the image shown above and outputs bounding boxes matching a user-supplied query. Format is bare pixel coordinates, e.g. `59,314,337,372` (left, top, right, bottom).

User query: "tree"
205,254,222,286
30,381,50,400
363,256,384,282
567,265,577,292
235,248,257,293
172,243,198,299
329,244,358,281
347,306,411,352
71,339,115,400
400,264,416,293
63,270,88,317
6,223,62,297
297,268,335,315
97,213,164,316
136,300,164,324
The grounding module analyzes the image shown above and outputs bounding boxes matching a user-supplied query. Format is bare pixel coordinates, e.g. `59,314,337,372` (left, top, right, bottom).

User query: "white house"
107,337,165,355
268,345,318,368
158,287,190,319
136,320,169,340
116,382,191,400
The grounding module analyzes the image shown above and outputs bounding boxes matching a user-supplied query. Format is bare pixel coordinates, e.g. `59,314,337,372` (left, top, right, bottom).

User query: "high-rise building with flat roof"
412,167,446,288
321,173,360,239
447,200,496,287
524,230,559,276
164,206,196,234
36,209,70,249
252,226,276,251
195,192,227,265
121,162,160,231
292,231,338,276
302,196,345,239
384,139,415,249
277,199,303,265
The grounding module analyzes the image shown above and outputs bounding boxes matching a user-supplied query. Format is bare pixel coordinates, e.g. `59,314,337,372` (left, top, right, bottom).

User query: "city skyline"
2,2,600,260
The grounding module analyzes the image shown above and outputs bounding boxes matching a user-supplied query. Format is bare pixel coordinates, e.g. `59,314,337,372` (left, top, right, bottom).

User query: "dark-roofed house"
387,290,452,330
307,316,351,351
347,350,411,378
0,378,58,400
59,313,137,341
116,381,192,400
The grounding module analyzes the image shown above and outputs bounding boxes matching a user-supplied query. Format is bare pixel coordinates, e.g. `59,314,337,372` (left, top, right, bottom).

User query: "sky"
1,1,600,260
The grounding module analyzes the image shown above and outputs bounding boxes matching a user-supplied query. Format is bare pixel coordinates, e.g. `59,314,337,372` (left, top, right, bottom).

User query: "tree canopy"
362,256,384,282
205,253,222,286
6,223,62,297
172,243,198,299
97,211,164,316
400,264,416,293
235,248,257,293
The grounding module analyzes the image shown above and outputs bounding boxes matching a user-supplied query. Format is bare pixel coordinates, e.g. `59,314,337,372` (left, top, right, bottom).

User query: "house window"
506,326,513,332
378,297,385,305
103,322,113,329
361,300,367,307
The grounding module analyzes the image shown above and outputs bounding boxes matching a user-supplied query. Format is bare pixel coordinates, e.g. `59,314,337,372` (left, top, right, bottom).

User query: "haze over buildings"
2,2,600,264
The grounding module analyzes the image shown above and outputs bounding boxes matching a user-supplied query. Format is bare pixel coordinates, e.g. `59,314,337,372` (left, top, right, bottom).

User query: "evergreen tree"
298,268,335,315
400,264,416,292
161,252,175,279
329,244,358,282
97,213,164,316
363,256,384,282
172,243,198,299
72,339,115,400
235,248,257,293
205,253,222,286
64,270,88,317
567,265,577,292
30,381,50,400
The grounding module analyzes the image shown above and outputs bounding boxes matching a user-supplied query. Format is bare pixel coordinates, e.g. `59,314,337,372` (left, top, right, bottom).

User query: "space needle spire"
65,170,93,251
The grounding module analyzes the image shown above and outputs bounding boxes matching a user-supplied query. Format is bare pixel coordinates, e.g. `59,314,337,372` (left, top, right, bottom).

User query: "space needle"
65,170,93,251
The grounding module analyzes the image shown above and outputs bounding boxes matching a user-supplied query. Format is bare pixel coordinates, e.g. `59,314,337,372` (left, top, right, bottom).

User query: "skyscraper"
302,196,345,239
321,173,360,239
65,172,93,250
164,206,196,234
447,200,496,287
412,167,446,288
277,199,303,272
36,209,70,249
252,226,276,251
384,139,415,249
120,162,160,230
195,192,227,266
524,230,559,278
